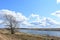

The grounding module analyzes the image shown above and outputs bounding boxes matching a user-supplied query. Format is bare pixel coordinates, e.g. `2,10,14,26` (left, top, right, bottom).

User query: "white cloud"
30,13,40,17
22,21,32,26
29,13,41,22
39,17,59,26
0,20,3,24
0,9,31,28
51,10,60,17
0,9,28,22
47,17,60,24
0,9,60,28
28,14,60,27
57,0,60,4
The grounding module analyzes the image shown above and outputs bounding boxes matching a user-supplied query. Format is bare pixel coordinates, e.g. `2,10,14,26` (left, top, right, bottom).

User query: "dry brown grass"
0,29,60,40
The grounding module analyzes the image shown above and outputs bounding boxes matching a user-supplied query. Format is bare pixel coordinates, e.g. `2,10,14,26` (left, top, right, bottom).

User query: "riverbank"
0,29,60,40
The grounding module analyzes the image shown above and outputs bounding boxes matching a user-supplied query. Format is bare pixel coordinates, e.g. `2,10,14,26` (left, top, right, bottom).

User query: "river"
19,29,60,37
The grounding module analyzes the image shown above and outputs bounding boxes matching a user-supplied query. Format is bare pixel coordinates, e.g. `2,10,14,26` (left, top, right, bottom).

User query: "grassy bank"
0,29,60,40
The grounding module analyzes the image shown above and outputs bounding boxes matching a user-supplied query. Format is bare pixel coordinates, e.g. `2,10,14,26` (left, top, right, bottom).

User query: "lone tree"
3,14,19,34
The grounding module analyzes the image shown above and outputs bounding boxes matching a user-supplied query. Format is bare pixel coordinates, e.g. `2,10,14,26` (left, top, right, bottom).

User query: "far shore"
1,28,60,31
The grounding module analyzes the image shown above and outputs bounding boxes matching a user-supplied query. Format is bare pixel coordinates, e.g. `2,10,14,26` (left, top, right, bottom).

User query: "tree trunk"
11,27,14,34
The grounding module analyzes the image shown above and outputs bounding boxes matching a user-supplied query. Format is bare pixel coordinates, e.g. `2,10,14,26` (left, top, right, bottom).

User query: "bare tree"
3,14,19,34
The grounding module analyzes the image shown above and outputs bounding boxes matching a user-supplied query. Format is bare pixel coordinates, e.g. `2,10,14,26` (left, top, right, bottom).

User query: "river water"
19,29,60,37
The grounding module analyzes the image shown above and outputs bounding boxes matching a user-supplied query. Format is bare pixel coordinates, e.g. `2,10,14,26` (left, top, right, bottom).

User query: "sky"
0,0,60,28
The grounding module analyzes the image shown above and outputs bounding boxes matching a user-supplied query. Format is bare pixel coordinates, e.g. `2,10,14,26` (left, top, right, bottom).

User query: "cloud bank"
57,0,60,4
0,9,60,28
51,10,60,17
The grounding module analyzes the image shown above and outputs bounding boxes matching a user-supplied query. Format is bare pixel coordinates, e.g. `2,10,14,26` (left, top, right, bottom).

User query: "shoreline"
0,29,60,40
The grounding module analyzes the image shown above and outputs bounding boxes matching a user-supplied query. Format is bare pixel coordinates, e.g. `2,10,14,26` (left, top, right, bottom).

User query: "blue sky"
0,0,57,16
0,0,60,28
